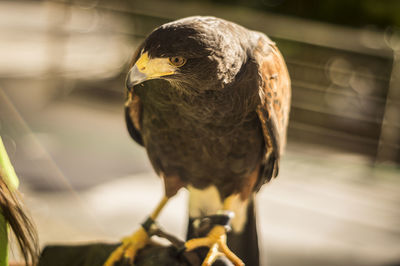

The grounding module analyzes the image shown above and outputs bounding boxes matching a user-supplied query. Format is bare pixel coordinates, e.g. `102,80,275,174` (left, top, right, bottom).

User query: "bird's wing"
253,34,291,186
125,42,145,146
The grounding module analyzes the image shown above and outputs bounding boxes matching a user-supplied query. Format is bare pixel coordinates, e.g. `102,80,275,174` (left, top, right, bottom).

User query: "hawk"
105,16,290,266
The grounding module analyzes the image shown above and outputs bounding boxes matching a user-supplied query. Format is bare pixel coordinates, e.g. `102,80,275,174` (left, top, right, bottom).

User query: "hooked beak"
126,64,147,88
125,52,176,89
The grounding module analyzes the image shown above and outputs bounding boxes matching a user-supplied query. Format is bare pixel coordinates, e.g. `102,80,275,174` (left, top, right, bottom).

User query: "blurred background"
1,0,400,265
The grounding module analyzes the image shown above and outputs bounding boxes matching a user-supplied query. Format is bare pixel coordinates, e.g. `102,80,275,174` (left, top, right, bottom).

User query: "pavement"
24,163,400,266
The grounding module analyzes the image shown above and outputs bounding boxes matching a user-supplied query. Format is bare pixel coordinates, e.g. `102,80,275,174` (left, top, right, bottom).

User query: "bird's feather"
253,34,291,187
125,42,145,146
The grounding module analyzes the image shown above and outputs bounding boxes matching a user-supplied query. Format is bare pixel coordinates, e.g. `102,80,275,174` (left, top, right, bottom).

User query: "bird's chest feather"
135,80,263,192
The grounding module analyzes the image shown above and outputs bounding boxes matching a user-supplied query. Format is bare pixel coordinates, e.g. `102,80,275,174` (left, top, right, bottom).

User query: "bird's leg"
104,175,183,266
104,196,169,266
185,194,245,266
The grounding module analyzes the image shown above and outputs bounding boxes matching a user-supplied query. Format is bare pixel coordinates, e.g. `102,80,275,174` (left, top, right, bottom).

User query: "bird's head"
126,16,251,94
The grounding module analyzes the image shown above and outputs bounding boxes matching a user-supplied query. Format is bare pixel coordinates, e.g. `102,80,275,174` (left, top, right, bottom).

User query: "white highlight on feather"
188,185,222,217
188,185,249,233
226,194,249,233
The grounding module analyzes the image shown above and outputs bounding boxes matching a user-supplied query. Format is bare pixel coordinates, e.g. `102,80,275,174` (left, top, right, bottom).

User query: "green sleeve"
0,136,20,266
0,136,19,191
0,213,8,266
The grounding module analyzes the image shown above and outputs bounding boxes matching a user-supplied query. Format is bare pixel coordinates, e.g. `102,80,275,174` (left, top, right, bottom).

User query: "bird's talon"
104,227,150,266
185,225,244,266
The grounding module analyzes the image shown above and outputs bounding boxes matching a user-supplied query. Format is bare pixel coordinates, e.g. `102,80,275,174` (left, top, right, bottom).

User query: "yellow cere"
136,52,176,79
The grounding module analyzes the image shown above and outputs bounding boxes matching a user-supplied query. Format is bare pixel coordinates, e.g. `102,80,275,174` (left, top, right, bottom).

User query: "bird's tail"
187,198,260,266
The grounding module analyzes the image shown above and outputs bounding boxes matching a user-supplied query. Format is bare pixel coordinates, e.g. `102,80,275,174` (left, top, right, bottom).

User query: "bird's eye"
169,56,186,67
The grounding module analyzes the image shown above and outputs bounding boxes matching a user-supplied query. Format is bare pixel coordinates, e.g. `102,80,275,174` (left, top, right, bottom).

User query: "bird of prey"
105,16,291,266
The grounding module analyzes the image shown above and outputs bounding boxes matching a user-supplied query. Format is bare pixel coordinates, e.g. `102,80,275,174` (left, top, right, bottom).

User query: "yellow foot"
185,225,244,266
104,227,149,266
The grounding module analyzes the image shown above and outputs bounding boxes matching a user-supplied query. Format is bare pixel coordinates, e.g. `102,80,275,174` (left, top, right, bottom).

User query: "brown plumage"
123,16,290,266
126,17,290,196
